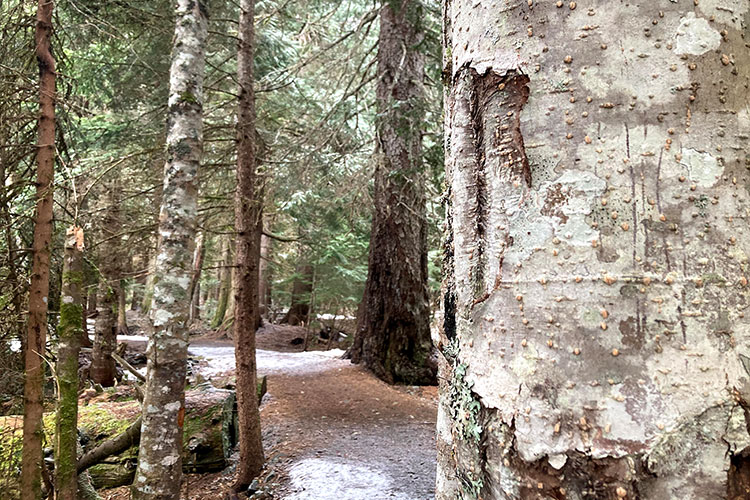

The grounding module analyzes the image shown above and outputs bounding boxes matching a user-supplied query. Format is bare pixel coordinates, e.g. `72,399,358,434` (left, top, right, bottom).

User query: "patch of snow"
287,458,413,500
118,335,149,343
186,345,348,377
10,340,21,352
316,314,356,321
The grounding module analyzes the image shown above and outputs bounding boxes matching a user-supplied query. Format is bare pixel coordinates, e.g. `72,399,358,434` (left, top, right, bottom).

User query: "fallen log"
77,416,142,473
83,385,239,488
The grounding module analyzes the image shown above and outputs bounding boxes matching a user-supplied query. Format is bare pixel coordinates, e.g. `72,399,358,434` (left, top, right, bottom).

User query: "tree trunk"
282,263,313,326
55,226,84,500
141,252,156,314
438,2,750,499
232,0,265,489
117,280,129,335
259,233,271,318
90,279,116,387
211,238,231,329
131,0,207,497
189,232,204,323
92,178,123,386
21,0,55,496
350,0,435,385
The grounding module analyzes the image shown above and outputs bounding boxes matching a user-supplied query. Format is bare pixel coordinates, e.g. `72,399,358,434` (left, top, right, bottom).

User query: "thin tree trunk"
350,0,435,385
232,0,265,489
92,178,122,385
21,0,55,496
116,279,128,335
302,267,317,352
281,263,313,326
141,252,156,314
258,233,271,318
55,226,84,500
438,2,750,499
131,0,207,497
212,238,231,329
189,232,204,323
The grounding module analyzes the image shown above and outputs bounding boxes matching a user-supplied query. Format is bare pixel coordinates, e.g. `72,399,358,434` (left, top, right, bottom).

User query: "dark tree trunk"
90,279,116,387
232,0,265,489
350,0,435,385
116,279,128,335
92,178,123,385
211,238,231,329
21,1,55,496
189,232,204,323
282,263,313,326
258,233,271,318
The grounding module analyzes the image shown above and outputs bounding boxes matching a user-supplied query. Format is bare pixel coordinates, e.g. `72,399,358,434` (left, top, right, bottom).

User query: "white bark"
439,1,750,499
131,0,207,498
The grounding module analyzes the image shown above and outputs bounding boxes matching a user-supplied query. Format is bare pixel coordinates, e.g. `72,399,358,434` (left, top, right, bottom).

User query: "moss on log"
0,385,238,496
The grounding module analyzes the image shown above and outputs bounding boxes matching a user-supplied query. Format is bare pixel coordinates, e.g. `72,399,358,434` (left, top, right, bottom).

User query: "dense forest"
1,0,749,499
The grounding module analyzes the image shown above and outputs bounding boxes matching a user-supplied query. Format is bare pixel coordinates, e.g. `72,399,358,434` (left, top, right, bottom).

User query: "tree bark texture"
232,0,265,489
117,280,129,335
55,227,84,500
91,279,116,386
131,0,207,497
189,232,204,323
21,0,55,496
91,179,123,386
282,263,313,326
259,233,271,318
351,0,436,385
211,238,231,329
438,2,750,499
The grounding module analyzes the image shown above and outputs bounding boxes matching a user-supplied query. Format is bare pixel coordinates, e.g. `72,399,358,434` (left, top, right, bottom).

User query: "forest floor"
103,320,438,499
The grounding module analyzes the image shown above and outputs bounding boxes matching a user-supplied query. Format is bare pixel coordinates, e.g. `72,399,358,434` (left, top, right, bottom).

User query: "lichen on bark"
439,0,750,498
131,0,207,498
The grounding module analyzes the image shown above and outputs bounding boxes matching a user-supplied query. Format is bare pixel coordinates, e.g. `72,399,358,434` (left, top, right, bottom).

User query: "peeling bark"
439,1,750,499
131,0,207,497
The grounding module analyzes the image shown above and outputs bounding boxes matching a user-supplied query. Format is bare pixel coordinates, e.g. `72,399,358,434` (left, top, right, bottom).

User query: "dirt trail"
113,324,438,499
261,359,437,499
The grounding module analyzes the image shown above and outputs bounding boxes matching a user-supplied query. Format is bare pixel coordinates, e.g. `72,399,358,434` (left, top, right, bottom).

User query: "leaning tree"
438,1,750,499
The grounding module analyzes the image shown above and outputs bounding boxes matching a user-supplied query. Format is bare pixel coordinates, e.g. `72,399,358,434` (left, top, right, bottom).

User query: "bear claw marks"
451,66,532,307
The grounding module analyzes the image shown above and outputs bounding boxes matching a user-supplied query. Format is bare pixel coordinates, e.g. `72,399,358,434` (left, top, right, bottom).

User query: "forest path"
187,324,438,500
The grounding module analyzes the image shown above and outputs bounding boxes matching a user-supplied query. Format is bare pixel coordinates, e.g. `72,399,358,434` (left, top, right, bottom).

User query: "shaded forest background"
0,0,443,414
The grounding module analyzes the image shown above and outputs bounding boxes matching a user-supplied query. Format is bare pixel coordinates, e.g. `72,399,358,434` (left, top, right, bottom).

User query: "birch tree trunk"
438,2,750,499
55,226,84,500
351,0,435,385
21,0,55,496
232,0,265,489
131,0,207,497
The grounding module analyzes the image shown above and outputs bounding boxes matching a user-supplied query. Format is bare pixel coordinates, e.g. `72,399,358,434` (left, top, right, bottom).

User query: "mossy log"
0,385,238,496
